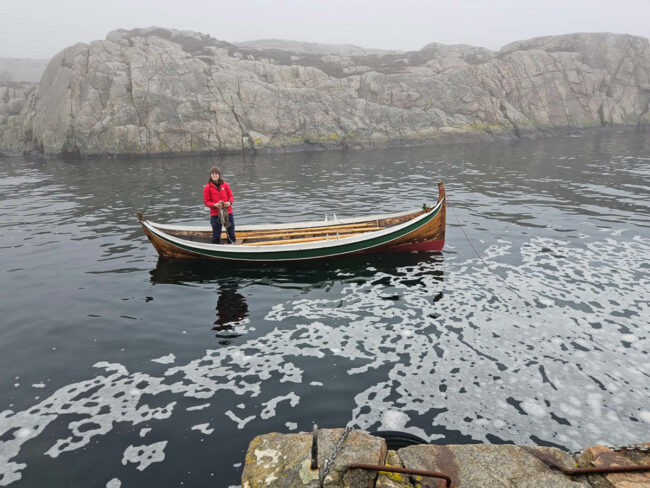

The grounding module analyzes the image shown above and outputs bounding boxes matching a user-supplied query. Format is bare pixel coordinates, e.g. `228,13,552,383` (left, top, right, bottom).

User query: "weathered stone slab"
577,444,650,488
241,428,386,488
241,431,314,488
375,449,411,488
318,428,387,488
397,444,590,488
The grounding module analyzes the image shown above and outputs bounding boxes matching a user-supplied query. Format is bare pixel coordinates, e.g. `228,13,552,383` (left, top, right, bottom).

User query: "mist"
2,0,649,58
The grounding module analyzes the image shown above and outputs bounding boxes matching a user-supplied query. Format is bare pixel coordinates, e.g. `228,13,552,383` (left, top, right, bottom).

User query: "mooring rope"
447,197,521,298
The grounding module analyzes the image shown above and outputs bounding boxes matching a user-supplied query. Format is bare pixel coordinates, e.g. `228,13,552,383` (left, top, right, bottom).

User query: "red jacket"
203,180,234,216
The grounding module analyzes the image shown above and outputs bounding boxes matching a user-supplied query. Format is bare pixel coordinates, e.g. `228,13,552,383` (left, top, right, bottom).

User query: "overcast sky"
2,0,649,59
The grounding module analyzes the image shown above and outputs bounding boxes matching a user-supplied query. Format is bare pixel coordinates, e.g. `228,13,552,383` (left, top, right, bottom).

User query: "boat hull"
139,183,446,262
380,239,445,253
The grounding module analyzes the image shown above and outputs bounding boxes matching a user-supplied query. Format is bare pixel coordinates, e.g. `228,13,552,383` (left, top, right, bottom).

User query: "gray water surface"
0,128,649,487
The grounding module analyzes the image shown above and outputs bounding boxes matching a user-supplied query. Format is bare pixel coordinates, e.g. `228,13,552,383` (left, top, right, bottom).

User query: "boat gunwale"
146,208,426,233
139,197,444,255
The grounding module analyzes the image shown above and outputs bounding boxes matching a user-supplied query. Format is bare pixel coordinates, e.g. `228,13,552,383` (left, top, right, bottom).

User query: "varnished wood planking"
138,183,446,260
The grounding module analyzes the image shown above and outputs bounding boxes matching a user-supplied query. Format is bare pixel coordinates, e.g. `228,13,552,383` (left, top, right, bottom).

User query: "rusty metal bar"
348,463,453,487
311,424,318,470
524,445,650,478
563,465,650,475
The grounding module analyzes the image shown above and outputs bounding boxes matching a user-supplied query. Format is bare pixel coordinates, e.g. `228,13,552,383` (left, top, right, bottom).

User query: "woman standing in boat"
203,166,236,244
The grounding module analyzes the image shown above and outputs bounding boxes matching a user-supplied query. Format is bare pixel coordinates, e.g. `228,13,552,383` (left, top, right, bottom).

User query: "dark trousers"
211,214,236,244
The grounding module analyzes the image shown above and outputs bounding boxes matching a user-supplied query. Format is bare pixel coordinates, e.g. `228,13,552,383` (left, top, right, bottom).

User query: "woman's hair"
210,166,222,184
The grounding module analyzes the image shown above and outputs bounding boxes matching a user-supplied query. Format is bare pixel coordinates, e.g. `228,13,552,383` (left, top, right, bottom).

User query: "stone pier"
241,429,650,487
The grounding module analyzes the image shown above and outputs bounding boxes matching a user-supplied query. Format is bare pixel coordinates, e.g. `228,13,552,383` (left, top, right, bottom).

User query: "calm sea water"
0,129,649,487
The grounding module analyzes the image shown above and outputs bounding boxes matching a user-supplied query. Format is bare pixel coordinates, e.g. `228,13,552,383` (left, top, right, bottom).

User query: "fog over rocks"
235,39,400,56
0,28,648,157
0,58,49,83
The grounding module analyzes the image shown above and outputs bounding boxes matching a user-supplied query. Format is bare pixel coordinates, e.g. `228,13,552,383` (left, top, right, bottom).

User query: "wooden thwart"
240,226,383,242
189,222,387,242
214,222,384,243
239,222,382,237
240,231,370,246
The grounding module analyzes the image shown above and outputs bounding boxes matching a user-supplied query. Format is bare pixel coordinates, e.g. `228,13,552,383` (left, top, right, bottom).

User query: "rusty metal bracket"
311,424,318,470
563,465,650,476
348,463,453,487
525,447,650,477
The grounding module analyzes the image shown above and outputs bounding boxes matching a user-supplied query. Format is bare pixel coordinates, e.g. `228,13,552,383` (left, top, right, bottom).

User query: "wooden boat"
138,182,446,262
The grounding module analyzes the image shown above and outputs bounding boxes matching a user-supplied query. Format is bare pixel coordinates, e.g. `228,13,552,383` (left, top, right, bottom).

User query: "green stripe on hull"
153,203,442,262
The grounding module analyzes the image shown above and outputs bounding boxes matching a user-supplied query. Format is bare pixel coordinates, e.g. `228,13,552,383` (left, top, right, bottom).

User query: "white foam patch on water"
381,410,409,430
106,478,121,488
260,393,300,420
559,403,582,417
15,428,31,439
186,403,210,411
265,235,649,449
521,400,547,418
121,441,167,471
151,354,176,365
225,410,256,429
139,428,151,438
191,423,214,435
285,422,298,430
0,235,648,483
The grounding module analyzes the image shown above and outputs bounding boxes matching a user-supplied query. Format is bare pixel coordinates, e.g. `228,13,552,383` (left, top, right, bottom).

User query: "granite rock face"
241,431,650,488
0,82,37,151
397,444,590,488
576,443,650,488
241,428,386,488
375,450,410,488
1,28,649,156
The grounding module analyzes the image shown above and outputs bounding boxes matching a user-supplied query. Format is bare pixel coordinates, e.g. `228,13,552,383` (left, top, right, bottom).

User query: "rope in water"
447,197,521,298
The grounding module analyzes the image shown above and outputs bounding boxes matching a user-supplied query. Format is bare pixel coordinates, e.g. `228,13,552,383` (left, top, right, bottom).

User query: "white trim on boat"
141,199,443,254
147,207,427,233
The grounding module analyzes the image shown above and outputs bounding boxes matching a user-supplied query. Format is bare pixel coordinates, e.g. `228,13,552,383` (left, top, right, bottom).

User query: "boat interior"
155,209,426,247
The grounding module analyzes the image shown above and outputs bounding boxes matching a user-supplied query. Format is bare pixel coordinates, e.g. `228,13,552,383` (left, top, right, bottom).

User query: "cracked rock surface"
1,28,649,156
243,430,650,488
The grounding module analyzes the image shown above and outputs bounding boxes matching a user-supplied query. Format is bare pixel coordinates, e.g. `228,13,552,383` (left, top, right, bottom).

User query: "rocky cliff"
0,82,37,152
1,28,649,157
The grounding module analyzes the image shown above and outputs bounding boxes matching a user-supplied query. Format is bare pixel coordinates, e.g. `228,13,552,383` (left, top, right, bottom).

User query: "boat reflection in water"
149,251,444,341
149,252,444,286
213,283,249,345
